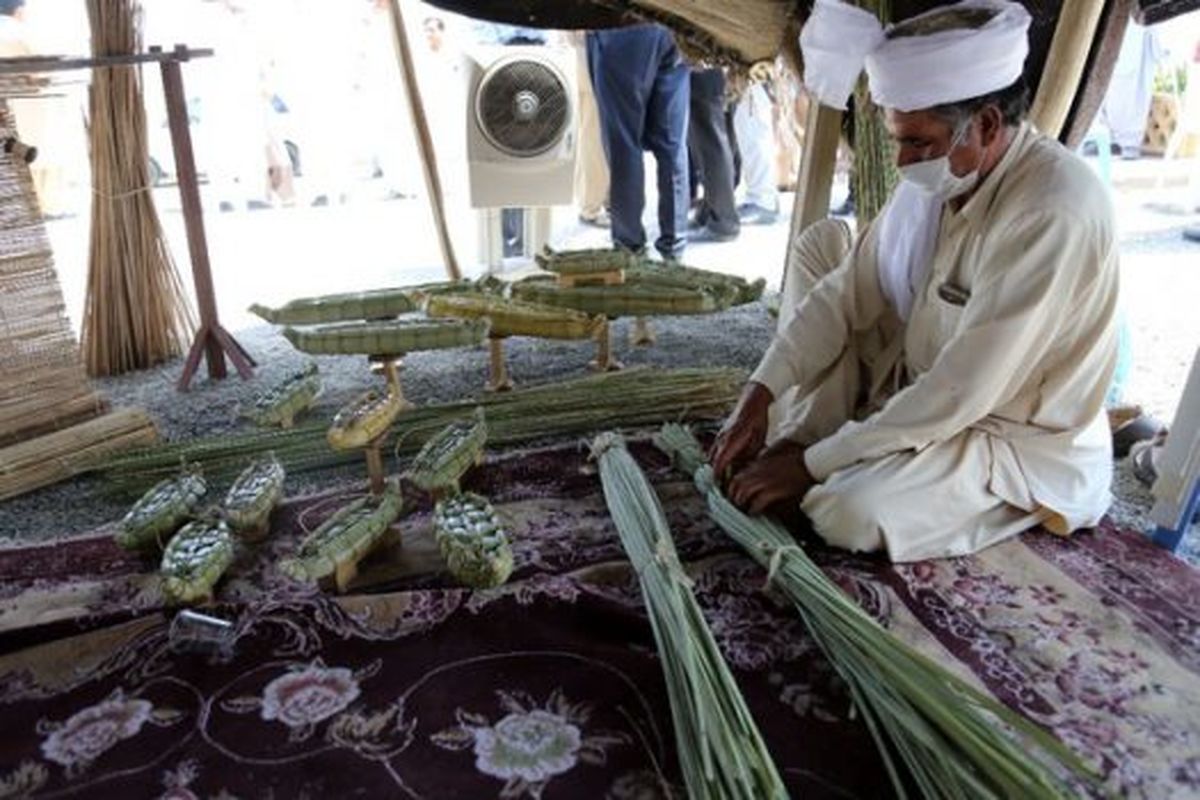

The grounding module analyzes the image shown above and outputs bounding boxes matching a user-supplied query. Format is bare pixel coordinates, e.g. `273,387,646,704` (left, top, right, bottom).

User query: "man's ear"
978,105,1004,148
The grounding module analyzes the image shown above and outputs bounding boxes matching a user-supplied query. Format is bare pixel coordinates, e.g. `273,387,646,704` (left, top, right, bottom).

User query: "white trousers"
733,84,779,211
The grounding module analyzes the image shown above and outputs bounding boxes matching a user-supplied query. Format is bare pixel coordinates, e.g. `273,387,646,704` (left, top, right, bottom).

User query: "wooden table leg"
364,443,386,496
487,336,513,392
630,317,656,346
589,318,624,372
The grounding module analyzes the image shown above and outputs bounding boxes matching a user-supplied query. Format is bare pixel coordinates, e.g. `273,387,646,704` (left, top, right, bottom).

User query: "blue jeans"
587,25,689,259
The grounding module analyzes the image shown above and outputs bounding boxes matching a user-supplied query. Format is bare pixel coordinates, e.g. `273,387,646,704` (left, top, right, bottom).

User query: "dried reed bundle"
591,432,787,799
0,407,157,500
852,1,899,225
81,0,193,376
654,424,1102,800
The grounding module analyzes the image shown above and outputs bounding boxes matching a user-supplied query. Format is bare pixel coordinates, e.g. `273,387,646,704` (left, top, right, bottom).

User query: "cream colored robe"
753,125,1119,561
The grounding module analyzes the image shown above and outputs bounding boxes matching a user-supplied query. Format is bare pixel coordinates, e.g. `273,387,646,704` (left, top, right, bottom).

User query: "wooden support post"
781,102,843,294
630,317,656,346
158,45,255,391
486,336,513,392
1029,0,1106,140
386,0,461,281
364,442,385,496
372,355,413,411
589,318,623,372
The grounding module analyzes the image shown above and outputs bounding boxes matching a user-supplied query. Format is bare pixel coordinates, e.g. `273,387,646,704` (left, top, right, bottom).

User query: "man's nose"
895,147,923,168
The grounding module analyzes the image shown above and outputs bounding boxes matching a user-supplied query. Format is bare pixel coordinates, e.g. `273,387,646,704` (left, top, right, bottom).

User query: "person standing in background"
567,30,610,228
1098,17,1167,159
732,74,780,225
688,66,740,242
587,24,689,260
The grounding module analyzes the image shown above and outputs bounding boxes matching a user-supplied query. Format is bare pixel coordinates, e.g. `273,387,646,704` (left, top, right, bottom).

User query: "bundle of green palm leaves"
653,423,1102,800
96,368,742,494
592,432,788,800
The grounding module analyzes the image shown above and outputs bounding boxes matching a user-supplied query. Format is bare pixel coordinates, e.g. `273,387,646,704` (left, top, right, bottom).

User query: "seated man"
712,0,1120,562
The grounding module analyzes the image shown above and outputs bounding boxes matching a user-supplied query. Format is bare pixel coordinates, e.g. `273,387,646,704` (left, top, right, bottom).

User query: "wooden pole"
158,45,255,390
1029,0,1106,139
386,0,462,281
781,101,842,292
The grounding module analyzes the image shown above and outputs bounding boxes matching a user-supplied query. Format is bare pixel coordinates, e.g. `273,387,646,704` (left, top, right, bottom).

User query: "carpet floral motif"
431,689,631,799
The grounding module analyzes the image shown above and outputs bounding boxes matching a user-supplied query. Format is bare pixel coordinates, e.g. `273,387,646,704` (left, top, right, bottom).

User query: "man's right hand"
710,382,773,484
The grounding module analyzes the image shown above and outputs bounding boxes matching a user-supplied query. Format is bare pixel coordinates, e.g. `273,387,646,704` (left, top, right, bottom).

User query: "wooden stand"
325,527,403,594
369,355,413,412
155,46,256,391
589,319,623,372
630,317,656,346
364,439,386,496
486,336,514,392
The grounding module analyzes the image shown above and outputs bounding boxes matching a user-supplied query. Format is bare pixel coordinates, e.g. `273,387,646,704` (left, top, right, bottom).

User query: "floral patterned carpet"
1,441,1198,799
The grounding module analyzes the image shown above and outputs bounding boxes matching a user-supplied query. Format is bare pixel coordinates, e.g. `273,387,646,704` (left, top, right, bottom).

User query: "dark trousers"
688,68,739,236
587,25,689,259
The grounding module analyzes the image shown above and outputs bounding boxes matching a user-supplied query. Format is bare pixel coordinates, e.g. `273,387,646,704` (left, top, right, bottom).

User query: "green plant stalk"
592,432,788,800
95,368,743,494
653,424,1104,800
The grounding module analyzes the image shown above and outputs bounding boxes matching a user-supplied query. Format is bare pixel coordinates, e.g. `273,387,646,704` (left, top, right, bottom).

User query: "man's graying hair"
930,79,1031,130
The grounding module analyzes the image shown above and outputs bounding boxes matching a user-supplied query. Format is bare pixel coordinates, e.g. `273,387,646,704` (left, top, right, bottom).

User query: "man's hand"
710,382,773,484
727,440,815,515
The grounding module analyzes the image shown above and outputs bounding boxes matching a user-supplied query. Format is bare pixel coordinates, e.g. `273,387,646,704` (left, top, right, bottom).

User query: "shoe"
689,227,739,244
737,202,779,225
579,209,611,228
831,196,855,217
1184,226,1200,243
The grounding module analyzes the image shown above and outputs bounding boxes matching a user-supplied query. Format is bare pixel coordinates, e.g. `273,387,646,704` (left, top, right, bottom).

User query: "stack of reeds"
0,408,157,500
80,0,193,376
424,293,604,340
654,424,1102,799
96,368,742,494
0,103,107,445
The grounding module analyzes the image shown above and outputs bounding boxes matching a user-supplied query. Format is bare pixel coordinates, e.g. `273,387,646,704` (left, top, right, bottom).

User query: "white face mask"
898,119,980,200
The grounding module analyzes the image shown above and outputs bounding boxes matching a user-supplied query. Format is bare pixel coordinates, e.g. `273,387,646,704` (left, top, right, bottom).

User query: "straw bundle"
96,367,743,492
0,407,157,500
80,0,194,376
852,2,899,225
592,432,787,799
0,104,106,445
654,424,1102,800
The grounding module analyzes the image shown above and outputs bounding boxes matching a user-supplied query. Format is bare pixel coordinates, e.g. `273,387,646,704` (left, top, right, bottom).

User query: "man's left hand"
727,440,815,515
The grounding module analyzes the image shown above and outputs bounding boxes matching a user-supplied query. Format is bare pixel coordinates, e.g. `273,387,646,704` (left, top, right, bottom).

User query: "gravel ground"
2,225,1196,564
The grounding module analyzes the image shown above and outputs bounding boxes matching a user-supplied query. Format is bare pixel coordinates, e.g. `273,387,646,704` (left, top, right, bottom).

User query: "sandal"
1112,412,1166,459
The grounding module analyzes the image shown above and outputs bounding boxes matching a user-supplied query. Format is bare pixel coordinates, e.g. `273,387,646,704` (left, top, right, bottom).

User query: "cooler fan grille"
476,58,569,157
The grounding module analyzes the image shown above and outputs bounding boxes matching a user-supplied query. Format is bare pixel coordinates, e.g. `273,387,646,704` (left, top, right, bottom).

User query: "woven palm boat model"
534,245,638,276
326,387,406,451
424,292,604,340
248,280,473,325
405,408,488,494
279,479,404,583
626,260,766,307
115,466,207,551
512,280,726,317
221,454,286,540
281,318,489,356
242,363,322,430
159,518,236,604
434,492,514,589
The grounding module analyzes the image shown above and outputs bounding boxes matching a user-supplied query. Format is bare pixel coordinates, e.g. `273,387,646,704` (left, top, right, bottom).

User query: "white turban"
799,0,1032,112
